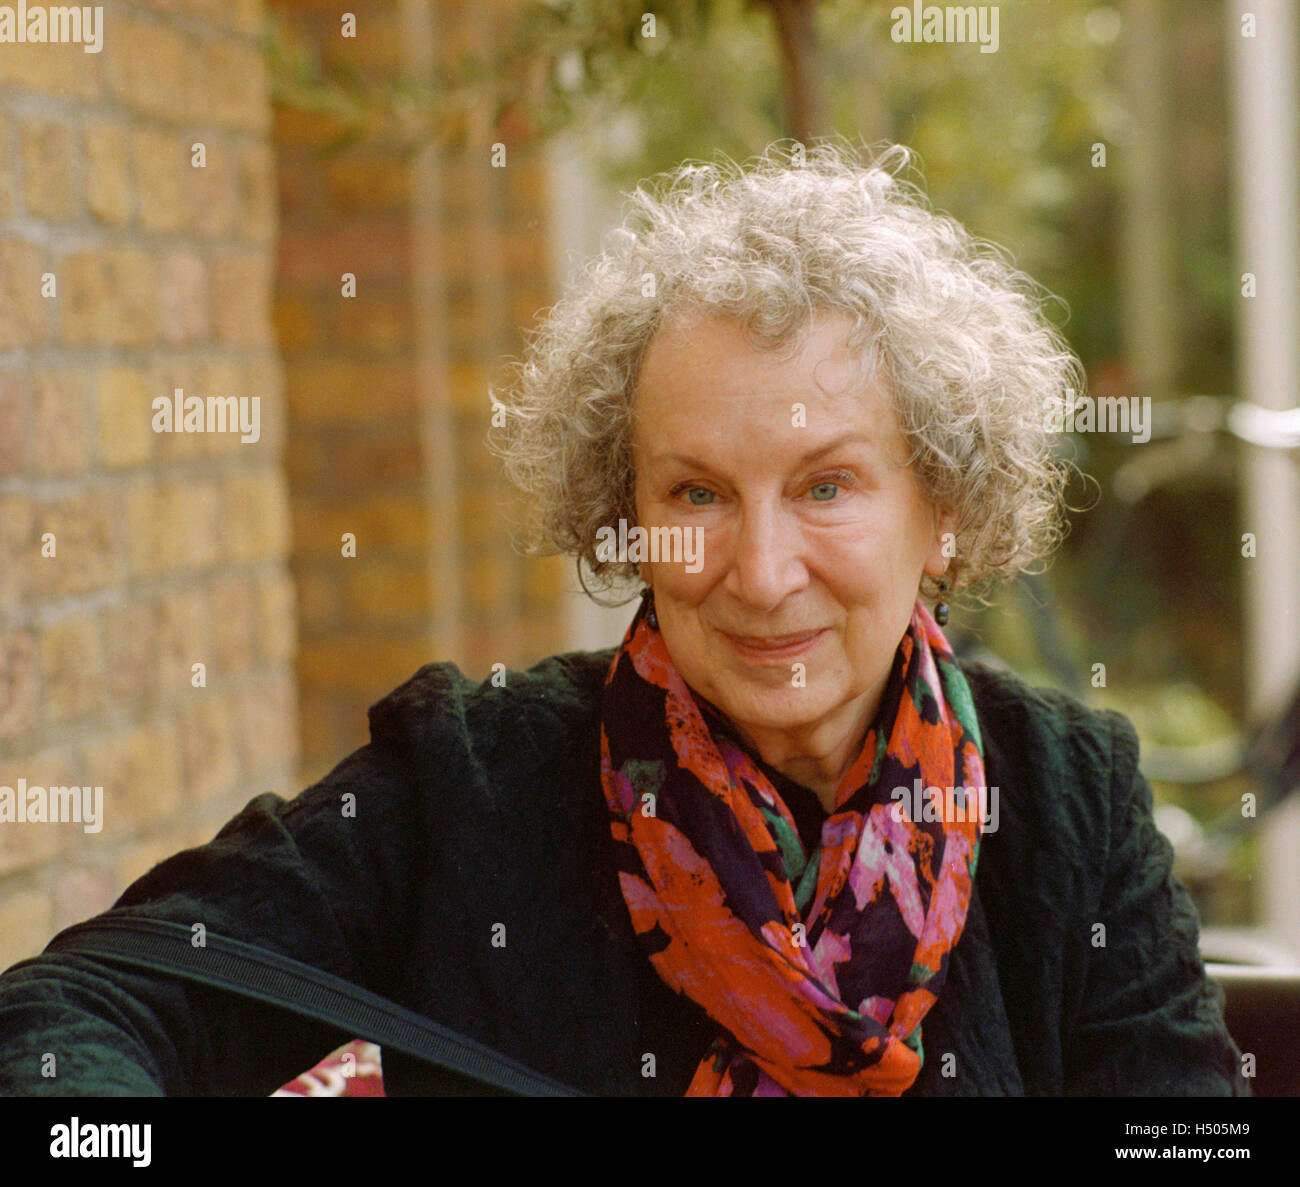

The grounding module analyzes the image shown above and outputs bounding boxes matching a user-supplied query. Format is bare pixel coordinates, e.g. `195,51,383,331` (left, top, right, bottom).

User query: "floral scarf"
600,595,986,1096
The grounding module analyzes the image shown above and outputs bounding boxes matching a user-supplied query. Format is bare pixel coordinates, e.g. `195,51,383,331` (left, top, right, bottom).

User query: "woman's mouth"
722,629,827,663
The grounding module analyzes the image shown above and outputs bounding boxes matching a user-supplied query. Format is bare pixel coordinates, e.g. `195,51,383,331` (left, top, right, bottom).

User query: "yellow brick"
223,470,290,563
58,247,155,347
340,558,432,626
0,120,16,219
298,637,426,697
212,252,273,347
106,14,195,124
203,356,246,401
333,289,412,355
0,369,22,477
31,368,90,476
461,485,514,543
153,589,211,694
273,295,320,351
188,139,239,238
236,142,277,243
465,549,516,617
21,116,81,222
294,565,344,632
450,360,494,415
210,577,255,675
122,480,185,579
243,357,284,446
190,357,252,459
51,866,116,931
177,694,238,804
230,0,263,36
285,360,417,426
95,366,154,468
203,39,270,134
122,478,220,578
291,491,428,558
134,0,214,18
272,105,342,152
236,674,298,779
0,628,39,739
0,752,78,877
175,481,223,571
0,236,49,350
257,570,297,665
175,0,264,38
121,483,158,579
0,888,54,968
101,601,156,707
320,6,404,72
184,814,223,851
82,719,184,839
0,494,35,616
132,128,187,233
458,622,524,679
325,150,410,215
523,551,568,608
157,248,210,345
297,689,366,782
504,227,548,278
84,119,133,225
40,611,106,725
30,491,122,598
148,357,207,463
0,39,102,101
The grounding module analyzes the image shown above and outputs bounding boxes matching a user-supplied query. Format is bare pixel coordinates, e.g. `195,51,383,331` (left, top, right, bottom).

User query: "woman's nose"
722,505,809,612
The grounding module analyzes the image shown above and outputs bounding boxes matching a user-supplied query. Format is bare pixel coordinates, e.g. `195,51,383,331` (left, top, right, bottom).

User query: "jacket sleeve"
0,742,426,1097
1063,713,1250,1096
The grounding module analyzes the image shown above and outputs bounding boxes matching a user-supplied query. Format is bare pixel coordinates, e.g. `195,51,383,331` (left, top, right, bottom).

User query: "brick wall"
0,1,296,969
273,0,568,784
0,0,574,970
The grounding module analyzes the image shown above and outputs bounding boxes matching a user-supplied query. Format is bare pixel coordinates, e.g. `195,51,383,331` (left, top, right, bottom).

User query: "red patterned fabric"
273,1040,385,1097
600,596,986,1096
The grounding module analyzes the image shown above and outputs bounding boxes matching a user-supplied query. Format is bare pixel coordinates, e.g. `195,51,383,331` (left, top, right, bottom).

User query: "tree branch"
753,0,827,142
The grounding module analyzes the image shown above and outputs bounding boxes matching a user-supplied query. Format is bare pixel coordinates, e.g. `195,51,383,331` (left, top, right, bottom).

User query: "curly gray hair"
491,140,1081,604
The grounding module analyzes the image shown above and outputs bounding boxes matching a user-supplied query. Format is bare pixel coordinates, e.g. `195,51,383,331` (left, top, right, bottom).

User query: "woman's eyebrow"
646,431,873,472
639,449,715,471
799,431,873,462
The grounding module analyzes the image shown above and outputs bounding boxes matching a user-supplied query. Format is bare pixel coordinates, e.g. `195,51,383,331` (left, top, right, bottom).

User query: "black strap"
43,916,583,1097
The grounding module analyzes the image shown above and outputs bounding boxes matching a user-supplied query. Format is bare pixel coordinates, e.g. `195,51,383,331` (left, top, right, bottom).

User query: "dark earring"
644,589,658,630
935,578,950,627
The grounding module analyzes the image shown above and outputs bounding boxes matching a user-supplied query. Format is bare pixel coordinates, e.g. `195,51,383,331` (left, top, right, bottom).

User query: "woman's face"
632,310,953,754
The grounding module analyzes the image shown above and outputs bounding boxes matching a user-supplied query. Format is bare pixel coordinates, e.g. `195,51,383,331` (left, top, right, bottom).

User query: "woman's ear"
925,505,958,577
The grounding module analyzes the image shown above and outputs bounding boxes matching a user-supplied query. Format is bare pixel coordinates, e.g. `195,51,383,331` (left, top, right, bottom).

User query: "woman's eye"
685,487,715,506
808,482,840,501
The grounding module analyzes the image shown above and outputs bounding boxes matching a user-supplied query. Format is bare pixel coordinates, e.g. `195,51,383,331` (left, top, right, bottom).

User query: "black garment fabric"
0,650,1248,1096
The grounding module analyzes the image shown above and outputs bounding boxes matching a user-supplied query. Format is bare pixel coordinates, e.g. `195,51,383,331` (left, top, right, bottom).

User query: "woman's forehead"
634,315,891,433
632,385,904,476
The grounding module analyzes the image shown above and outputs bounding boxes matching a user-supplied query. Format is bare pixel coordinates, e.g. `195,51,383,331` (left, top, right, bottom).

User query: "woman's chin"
701,680,838,736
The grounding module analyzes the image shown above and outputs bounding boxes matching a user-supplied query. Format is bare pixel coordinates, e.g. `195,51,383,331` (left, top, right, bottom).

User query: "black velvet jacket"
0,651,1247,1096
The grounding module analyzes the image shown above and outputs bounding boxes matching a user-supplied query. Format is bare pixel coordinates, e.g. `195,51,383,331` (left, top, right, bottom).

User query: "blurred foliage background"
268,0,1262,926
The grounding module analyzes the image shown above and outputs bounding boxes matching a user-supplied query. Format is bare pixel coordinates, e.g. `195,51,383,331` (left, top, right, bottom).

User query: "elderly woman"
0,143,1243,1097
